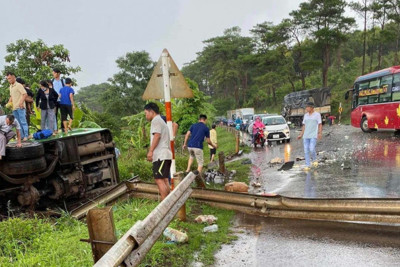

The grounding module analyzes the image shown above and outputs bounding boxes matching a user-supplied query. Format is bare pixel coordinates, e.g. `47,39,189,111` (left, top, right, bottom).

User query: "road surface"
213,125,400,267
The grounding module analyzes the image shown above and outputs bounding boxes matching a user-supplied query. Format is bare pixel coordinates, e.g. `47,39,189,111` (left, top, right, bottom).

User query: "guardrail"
73,174,400,266
94,171,198,267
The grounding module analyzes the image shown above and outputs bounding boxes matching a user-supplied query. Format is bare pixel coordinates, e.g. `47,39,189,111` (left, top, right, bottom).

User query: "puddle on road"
244,125,400,198
214,213,400,267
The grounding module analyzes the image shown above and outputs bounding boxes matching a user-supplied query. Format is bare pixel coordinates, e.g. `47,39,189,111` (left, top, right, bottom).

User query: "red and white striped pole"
161,49,176,189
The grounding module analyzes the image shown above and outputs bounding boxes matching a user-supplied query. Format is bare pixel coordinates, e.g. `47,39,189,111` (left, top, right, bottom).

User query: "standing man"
297,102,322,171
6,72,29,141
183,114,216,174
144,102,172,200
0,115,22,160
52,68,65,132
209,124,217,162
59,78,76,134
16,78,34,136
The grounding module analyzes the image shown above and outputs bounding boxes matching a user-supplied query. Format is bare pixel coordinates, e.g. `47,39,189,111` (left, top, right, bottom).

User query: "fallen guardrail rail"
93,171,198,267
128,182,400,224
71,174,400,266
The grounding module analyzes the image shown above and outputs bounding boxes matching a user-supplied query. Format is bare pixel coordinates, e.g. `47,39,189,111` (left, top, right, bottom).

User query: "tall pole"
161,50,176,188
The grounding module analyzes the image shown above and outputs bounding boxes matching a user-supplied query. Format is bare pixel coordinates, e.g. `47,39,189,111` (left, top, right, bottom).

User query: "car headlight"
284,126,290,134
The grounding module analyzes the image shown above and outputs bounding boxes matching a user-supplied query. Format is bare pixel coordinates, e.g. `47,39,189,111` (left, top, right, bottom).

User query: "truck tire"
6,142,45,161
0,156,47,176
360,117,372,133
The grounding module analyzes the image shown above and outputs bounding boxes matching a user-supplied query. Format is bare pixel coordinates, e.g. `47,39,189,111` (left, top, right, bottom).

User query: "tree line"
2,0,400,121
182,0,400,114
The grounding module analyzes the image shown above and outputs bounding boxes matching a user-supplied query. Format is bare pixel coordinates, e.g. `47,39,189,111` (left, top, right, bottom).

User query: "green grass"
113,198,236,267
0,127,250,266
0,199,235,267
118,126,251,181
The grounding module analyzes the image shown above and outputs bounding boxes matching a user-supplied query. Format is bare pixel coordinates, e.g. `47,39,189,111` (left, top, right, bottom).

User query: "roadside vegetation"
0,199,236,267
0,127,251,266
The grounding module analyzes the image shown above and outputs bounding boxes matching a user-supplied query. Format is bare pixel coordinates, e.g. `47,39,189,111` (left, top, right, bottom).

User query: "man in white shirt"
52,68,65,132
144,102,172,200
297,102,322,171
0,115,22,160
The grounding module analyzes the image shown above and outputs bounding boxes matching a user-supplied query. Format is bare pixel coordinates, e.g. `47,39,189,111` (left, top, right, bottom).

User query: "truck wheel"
6,142,45,161
0,156,47,176
360,117,372,133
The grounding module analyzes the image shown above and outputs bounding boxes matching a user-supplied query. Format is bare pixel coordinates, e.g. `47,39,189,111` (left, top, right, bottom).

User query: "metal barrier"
94,171,197,267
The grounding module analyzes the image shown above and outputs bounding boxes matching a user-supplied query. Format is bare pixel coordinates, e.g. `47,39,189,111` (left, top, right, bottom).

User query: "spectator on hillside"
59,78,75,134
36,80,59,134
52,68,65,132
6,72,29,141
0,115,22,160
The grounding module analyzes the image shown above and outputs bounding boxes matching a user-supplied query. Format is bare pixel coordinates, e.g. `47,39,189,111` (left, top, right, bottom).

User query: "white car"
262,115,291,144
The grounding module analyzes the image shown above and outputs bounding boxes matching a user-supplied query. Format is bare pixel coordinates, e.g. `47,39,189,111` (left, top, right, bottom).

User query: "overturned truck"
282,87,331,126
0,129,119,209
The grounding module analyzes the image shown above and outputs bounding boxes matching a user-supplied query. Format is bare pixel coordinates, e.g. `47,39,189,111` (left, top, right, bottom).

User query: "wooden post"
85,207,117,263
235,131,240,154
173,172,186,221
218,151,225,174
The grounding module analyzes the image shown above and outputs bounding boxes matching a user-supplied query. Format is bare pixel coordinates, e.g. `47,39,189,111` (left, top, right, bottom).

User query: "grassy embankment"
0,127,252,267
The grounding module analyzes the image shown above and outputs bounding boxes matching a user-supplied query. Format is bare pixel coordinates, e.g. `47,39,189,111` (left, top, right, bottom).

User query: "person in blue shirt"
59,78,75,134
183,114,217,174
52,68,65,132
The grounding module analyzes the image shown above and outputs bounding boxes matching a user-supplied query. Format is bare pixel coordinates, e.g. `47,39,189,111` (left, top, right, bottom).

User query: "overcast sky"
1,0,358,89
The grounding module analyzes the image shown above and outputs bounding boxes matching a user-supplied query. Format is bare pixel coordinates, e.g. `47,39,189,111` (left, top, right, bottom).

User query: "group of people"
0,69,76,159
144,102,217,200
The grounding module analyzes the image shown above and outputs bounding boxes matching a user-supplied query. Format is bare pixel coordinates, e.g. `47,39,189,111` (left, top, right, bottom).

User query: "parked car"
262,115,291,145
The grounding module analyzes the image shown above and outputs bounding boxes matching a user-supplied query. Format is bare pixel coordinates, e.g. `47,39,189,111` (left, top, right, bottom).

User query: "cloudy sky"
1,0,357,89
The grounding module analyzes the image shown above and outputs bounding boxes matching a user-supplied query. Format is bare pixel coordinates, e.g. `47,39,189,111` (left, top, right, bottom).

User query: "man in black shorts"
145,102,172,200
59,78,75,134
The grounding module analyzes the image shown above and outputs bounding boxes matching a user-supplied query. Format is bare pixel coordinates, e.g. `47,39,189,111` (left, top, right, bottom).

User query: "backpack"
33,129,53,140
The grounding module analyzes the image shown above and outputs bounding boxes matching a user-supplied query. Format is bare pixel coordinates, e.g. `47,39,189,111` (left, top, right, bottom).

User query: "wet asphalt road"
245,124,400,198
213,125,400,266
214,213,400,267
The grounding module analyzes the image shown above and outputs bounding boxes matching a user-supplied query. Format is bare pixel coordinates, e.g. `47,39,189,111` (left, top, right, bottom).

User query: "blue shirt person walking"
183,114,217,174
297,102,322,171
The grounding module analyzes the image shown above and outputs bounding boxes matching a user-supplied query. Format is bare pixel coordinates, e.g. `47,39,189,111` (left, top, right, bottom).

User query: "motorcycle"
236,123,241,131
253,127,265,147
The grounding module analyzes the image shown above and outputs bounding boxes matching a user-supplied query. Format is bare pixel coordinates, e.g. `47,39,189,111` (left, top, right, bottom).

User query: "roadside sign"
142,49,193,100
142,49,194,187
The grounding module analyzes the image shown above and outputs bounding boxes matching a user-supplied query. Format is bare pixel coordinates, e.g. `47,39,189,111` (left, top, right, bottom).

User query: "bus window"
379,92,392,102
393,92,400,101
369,79,380,89
381,75,393,86
359,81,369,90
393,73,400,92
368,95,379,104
358,96,368,105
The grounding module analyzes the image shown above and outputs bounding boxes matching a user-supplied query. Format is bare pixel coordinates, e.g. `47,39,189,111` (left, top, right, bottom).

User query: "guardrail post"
173,172,186,221
235,131,240,154
82,207,117,263
218,152,225,174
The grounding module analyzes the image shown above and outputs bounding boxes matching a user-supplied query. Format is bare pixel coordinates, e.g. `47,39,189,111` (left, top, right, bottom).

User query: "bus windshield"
355,73,400,107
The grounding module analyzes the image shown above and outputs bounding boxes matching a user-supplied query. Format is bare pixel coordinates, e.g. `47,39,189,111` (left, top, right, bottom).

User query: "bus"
347,66,400,132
